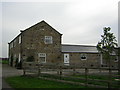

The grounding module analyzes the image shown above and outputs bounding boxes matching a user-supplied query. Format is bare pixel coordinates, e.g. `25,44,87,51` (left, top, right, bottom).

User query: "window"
44,36,53,44
10,42,13,49
81,54,87,60
38,53,46,63
114,56,118,62
13,39,16,47
19,35,21,44
14,54,16,61
18,53,21,62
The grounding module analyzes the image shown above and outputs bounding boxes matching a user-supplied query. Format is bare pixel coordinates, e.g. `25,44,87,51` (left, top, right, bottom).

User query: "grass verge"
39,74,120,88
5,76,86,88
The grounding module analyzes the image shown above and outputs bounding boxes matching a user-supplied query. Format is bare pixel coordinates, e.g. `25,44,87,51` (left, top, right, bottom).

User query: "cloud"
1,0,119,57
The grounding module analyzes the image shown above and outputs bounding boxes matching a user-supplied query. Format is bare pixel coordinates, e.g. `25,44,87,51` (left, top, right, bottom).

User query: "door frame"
64,53,70,65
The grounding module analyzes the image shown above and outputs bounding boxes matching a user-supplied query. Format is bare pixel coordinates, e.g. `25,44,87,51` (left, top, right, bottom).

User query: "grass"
5,74,120,89
39,74,120,88
1,60,9,64
5,76,86,88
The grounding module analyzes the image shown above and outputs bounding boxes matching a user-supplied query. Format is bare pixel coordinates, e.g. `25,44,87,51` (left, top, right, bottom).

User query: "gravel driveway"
2,64,23,89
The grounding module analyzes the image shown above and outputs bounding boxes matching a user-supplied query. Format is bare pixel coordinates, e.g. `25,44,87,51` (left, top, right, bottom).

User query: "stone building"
8,20,118,68
8,20,62,67
62,45,100,68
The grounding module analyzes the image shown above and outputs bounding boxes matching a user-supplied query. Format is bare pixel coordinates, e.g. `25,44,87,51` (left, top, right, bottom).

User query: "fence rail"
23,62,120,88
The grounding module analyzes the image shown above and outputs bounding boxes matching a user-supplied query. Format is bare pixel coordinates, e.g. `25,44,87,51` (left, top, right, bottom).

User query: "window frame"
44,36,53,44
38,53,46,63
18,53,21,62
19,35,21,44
80,53,87,60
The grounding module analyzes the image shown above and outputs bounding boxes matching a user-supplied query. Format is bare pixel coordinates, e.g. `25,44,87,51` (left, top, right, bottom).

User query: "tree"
97,27,118,68
97,27,118,88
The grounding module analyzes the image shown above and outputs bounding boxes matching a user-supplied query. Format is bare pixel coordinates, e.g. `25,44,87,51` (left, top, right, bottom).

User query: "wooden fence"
22,62,120,88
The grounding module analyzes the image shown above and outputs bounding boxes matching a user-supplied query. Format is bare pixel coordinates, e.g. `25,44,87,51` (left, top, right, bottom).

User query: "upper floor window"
13,39,16,47
81,54,87,60
10,42,13,49
19,35,21,44
44,36,53,44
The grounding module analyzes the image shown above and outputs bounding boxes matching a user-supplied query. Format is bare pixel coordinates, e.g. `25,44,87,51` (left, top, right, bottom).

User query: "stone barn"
8,20,118,68
62,44,100,68
8,20,62,67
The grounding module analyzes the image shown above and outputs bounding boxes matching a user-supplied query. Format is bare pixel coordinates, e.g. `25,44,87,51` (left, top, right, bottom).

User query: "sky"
1,0,120,58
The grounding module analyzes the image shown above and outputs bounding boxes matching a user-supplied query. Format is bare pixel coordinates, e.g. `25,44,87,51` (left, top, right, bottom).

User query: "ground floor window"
38,53,46,63
114,56,118,62
80,54,87,60
14,54,16,61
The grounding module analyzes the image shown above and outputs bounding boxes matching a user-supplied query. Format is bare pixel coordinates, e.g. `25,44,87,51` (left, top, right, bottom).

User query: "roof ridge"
62,44,96,47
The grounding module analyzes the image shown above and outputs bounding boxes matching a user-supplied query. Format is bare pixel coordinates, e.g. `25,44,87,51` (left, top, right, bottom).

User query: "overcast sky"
1,0,119,58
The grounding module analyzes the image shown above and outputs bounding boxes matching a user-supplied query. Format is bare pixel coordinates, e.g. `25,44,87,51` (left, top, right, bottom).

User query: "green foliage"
26,56,34,62
97,27,118,61
2,60,9,64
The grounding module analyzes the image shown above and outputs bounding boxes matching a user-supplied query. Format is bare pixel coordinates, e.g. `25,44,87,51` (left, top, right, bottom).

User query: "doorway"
64,54,69,65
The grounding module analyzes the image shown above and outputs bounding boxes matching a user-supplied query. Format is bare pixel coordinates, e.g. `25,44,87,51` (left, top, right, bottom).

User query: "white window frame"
18,53,21,62
19,35,21,44
80,54,87,60
64,54,70,66
38,53,46,63
44,36,53,44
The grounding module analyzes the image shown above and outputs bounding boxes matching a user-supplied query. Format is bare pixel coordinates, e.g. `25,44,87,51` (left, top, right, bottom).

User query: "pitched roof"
9,20,62,44
22,20,62,35
62,44,98,53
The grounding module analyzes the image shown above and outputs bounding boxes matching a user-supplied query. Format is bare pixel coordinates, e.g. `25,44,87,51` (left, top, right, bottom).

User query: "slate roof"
62,44,98,53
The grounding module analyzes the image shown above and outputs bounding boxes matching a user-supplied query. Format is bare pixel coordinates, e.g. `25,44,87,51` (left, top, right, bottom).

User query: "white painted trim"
18,53,21,62
64,54,70,64
38,53,46,63
19,35,21,44
44,36,53,44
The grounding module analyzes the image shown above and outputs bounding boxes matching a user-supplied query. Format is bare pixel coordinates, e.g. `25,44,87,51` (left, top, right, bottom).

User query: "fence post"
23,67,26,76
73,66,76,75
57,65,59,75
108,68,112,89
38,68,41,76
60,65,62,79
38,64,41,77
99,67,101,73
85,68,88,87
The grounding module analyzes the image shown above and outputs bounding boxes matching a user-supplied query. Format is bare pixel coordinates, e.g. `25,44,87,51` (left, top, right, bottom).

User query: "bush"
26,56,34,62
17,60,22,69
15,58,18,67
